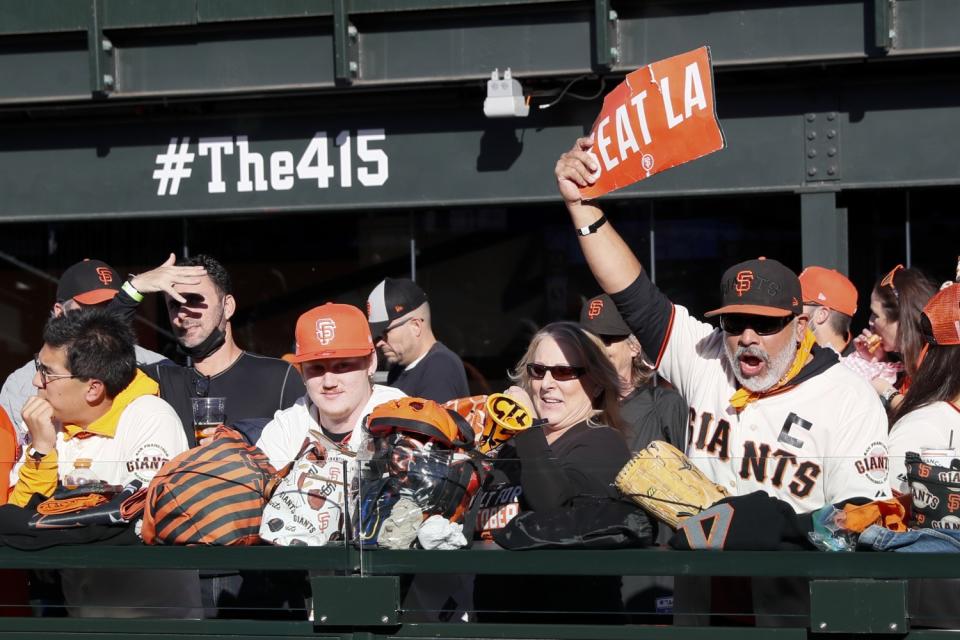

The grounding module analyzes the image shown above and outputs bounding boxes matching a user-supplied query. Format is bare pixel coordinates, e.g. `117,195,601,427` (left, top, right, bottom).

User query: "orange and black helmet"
367,397,475,450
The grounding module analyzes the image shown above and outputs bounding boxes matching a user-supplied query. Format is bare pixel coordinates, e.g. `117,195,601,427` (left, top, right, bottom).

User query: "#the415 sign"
580,46,725,199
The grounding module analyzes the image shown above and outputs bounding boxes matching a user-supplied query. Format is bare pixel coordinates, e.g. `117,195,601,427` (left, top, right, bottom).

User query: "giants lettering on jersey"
688,408,821,499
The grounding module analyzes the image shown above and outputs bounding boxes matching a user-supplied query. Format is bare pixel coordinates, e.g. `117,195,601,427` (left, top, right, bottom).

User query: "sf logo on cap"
95,267,114,286
315,319,336,345
587,299,604,319
735,270,754,297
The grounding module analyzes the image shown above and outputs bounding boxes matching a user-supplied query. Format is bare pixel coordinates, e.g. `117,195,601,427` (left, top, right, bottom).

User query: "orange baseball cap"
291,303,374,363
921,284,960,346
799,266,858,317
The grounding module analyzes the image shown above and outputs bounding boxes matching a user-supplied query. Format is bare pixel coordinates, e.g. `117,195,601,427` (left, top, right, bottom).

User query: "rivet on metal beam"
806,113,816,122
348,25,358,40
102,74,114,87
101,38,113,53
349,61,359,74
609,10,618,21
808,167,818,177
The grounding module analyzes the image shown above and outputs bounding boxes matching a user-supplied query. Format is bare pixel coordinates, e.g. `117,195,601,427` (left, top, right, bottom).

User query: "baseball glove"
615,440,729,528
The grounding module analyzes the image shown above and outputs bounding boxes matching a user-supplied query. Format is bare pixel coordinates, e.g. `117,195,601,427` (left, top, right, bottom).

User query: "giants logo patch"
855,441,889,485
587,299,604,319
127,443,172,482
315,318,336,345
735,270,754,296
95,267,114,285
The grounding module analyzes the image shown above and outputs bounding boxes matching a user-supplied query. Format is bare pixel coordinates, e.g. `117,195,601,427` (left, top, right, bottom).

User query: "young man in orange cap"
799,266,859,355
257,303,405,470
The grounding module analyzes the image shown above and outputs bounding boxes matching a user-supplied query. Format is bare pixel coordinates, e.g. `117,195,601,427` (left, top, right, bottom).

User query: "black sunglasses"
720,313,794,336
526,363,587,381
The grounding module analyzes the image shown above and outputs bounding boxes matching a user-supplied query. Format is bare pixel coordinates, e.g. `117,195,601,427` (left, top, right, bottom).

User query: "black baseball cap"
56,259,121,305
579,294,631,337
367,277,429,339
704,257,802,318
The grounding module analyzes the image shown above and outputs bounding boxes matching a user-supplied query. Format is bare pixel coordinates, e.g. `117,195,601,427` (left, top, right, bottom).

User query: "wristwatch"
880,386,901,410
26,446,48,461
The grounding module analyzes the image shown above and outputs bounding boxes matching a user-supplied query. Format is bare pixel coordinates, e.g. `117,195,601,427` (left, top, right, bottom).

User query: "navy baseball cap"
704,257,802,318
579,294,631,337
56,259,121,305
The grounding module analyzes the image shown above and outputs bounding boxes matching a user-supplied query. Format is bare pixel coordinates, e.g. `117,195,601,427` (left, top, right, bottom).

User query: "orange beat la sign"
579,46,725,199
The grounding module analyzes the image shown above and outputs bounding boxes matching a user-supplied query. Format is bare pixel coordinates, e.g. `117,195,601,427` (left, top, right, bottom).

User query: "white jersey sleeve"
888,402,960,495
256,396,312,471
115,395,189,485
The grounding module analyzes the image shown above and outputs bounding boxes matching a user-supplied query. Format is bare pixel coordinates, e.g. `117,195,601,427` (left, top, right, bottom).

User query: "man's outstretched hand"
130,253,207,303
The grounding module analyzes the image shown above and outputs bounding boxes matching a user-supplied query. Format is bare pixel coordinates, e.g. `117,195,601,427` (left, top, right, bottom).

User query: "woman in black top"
474,322,630,623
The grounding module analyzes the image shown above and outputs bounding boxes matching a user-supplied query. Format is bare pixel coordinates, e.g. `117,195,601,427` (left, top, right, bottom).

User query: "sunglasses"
526,363,587,381
880,264,904,300
720,313,794,336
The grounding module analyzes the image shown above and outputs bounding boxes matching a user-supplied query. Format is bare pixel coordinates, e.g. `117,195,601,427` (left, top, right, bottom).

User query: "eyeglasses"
880,264,904,300
526,363,587,381
376,316,418,342
34,355,78,388
720,314,794,336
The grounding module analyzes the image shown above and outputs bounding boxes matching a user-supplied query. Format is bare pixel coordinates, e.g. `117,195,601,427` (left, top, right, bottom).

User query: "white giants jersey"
657,305,891,513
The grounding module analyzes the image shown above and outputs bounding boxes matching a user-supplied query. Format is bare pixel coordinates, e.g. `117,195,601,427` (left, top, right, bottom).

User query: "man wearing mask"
0,256,204,432
135,254,304,445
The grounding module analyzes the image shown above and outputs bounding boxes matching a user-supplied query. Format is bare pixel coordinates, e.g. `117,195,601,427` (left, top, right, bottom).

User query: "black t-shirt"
386,342,469,403
619,385,688,453
144,352,305,445
473,422,630,623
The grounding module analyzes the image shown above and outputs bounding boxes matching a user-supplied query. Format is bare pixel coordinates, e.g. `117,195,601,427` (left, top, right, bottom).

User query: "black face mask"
176,326,226,361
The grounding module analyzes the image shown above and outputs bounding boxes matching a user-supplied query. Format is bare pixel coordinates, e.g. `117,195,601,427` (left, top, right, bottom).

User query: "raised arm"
554,135,642,294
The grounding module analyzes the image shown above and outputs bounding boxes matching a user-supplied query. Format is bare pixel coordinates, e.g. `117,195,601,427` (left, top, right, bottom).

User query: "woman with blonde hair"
473,321,630,623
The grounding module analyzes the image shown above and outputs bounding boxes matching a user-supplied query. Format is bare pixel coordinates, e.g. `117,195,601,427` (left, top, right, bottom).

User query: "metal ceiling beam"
0,1,957,106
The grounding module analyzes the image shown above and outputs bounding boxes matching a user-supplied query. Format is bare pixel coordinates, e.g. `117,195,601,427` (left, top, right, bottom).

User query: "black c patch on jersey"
777,412,812,448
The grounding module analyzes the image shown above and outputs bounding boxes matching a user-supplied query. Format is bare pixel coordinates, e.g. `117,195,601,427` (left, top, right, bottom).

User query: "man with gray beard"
555,136,889,624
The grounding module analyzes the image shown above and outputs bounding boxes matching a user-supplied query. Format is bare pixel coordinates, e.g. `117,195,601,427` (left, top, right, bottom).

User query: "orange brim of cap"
703,304,794,318
72,289,119,305
289,347,374,363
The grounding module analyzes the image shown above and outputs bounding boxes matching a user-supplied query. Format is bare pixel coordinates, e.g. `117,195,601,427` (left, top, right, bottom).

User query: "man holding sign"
555,47,889,625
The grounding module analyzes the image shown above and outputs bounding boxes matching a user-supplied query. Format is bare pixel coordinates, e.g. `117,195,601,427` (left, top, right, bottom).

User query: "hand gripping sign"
580,46,725,199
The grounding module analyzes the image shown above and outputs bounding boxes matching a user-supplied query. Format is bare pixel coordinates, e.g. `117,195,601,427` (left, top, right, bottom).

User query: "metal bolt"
827,112,837,121
808,149,817,158
348,25,358,39
319,615,328,623
609,9,618,21
819,622,828,630
808,167,818,177
889,623,898,631
807,132,817,141
610,47,619,59
102,74,114,87
827,129,836,139
381,616,389,623
101,38,113,52
348,61,359,74
828,147,837,157
827,166,837,176
806,113,816,122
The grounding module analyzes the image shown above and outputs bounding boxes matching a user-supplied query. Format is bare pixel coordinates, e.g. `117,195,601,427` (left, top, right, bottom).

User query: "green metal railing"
0,545,953,638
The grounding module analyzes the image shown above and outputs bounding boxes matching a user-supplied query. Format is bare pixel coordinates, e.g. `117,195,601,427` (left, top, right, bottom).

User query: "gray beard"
724,334,799,393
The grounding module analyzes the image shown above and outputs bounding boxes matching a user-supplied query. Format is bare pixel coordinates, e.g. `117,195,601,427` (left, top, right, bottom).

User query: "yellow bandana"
62,369,160,440
729,329,817,412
